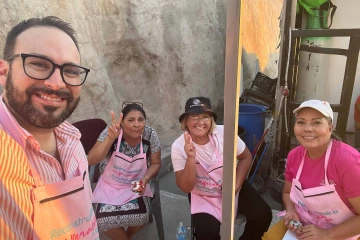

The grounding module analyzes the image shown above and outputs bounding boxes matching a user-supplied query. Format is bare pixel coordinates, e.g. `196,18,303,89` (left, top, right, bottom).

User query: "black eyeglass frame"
7,53,90,86
122,101,143,110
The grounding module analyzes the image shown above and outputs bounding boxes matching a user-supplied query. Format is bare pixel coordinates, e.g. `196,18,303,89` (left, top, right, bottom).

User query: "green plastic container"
306,9,329,29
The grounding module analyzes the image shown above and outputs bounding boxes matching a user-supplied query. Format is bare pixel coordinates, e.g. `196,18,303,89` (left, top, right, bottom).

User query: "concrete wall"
0,0,227,152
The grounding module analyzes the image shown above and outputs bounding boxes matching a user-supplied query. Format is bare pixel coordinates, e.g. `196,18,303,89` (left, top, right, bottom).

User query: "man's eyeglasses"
122,102,143,110
7,53,90,86
189,115,212,122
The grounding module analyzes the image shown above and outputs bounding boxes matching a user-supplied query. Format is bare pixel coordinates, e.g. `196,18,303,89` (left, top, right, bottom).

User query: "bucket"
238,103,266,153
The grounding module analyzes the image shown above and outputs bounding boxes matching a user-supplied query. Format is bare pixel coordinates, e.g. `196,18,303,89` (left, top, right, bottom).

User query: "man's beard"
4,71,80,128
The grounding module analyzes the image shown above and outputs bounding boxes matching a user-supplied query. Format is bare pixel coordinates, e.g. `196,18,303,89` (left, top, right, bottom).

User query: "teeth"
39,95,62,102
195,126,204,129
303,137,315,139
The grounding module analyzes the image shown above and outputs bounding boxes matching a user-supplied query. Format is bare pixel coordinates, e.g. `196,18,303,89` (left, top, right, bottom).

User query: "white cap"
293,100,333,121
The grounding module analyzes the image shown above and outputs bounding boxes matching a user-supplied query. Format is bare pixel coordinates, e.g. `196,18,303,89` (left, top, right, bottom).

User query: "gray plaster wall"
0,0,227,154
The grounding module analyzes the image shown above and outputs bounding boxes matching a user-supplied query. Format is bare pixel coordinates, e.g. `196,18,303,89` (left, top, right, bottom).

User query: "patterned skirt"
95,196,151,231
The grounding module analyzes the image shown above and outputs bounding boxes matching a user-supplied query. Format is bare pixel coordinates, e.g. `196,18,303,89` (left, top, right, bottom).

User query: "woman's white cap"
293,100,333,121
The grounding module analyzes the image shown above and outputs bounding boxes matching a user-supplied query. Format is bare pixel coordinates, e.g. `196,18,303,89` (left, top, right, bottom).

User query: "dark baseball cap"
179,97,218,122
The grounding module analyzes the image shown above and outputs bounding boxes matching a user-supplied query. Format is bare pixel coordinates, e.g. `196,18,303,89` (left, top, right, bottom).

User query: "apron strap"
323,140,332,185
116,129,123,152
192,134,222,170
295,152,306,180
295,140,332,185
140,135,144,154
116,129,144,154
208,134,222,162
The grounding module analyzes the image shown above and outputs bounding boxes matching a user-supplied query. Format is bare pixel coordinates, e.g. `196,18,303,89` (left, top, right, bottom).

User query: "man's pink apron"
0,99,99,240
92,129,152,205
191,134,239,222
290,141,360,240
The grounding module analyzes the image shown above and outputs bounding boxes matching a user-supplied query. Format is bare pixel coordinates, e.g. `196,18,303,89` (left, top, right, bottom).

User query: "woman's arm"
283,180,301,232
87,137,115,166
174,157,197,193
283,180,296,212
141,150,161,185
235,146,252,193
87,112,122,166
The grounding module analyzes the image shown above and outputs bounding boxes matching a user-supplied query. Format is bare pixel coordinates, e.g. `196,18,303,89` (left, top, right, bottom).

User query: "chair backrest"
72,118,107,155
73,118,107,184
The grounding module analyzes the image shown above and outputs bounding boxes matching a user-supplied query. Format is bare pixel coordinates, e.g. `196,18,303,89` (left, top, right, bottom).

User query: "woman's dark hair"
122,103,146,119
3,16,79,60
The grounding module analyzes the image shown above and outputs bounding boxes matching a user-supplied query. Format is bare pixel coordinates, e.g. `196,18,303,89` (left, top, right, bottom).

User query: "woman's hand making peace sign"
107,111,123,140
184,131,196,159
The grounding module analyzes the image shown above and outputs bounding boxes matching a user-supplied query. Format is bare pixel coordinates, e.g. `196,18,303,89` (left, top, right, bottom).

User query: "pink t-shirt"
285,140,360,214
171,125,246,172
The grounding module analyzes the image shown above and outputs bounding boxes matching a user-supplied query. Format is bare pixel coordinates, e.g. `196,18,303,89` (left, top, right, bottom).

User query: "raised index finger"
111,111,116,123
184,131,192,144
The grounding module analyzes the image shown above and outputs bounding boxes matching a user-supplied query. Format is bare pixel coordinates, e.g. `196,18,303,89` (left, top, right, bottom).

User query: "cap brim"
179,108,218,122
293,106,330,119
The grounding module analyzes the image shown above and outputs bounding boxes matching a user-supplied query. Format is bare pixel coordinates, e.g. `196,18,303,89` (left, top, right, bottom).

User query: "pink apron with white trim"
290,141,360,240
191,134,239,222
0,98,99,240
92,129,152,205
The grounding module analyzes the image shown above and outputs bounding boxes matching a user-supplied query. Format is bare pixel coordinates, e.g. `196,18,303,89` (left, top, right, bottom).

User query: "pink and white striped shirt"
0,96,89,240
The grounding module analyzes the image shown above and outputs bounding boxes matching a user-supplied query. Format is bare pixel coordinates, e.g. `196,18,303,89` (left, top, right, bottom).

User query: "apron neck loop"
323,140,332,185
296,140,333,185
208,134,222,162
116,128,144,154
116,129,123,152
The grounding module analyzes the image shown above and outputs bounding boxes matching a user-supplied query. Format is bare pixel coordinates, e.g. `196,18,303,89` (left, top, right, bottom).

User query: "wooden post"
221,0,243,239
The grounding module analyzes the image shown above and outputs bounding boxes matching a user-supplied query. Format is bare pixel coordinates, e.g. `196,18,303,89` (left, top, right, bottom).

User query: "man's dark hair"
3,16,79,60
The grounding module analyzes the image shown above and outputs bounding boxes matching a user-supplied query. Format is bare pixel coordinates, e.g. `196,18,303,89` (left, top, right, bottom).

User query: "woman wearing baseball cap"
263,100,360,240
171,97,272,240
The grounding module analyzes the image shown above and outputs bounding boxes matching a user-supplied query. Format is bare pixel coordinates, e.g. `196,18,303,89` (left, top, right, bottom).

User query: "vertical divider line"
221,0,243,239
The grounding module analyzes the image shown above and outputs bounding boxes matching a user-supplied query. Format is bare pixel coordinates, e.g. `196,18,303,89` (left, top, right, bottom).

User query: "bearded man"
0,16,99,240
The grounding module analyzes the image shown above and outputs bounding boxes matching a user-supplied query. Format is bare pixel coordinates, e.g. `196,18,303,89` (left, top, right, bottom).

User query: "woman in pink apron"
171,97,272,240
263,100,360,240
87,102,161,240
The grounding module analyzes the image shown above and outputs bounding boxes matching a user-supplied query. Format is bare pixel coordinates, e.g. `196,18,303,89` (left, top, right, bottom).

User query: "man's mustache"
26,87,72,99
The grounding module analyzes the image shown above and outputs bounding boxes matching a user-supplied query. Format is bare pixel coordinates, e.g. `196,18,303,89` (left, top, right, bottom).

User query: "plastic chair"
72,118,165,240
149,174,165,240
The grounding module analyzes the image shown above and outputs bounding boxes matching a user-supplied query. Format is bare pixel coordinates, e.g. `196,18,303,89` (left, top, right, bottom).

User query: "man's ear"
0,60,9,87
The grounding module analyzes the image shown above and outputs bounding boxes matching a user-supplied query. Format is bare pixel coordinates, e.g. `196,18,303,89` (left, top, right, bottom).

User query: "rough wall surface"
0,0,226,150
